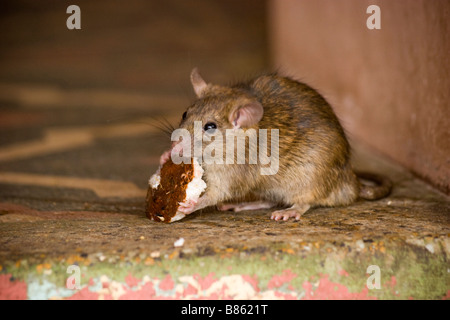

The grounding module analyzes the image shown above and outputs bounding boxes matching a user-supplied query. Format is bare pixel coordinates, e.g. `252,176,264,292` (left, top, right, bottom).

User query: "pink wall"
269,0,449,194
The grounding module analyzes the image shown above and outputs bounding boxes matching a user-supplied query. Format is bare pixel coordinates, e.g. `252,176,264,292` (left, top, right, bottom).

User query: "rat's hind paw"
270,204,310,221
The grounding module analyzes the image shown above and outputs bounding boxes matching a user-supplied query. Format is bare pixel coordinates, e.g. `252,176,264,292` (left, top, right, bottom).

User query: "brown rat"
160,68,392,221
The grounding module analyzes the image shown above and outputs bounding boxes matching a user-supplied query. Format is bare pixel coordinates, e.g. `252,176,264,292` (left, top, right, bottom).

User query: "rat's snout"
171,140,184,156
170,132,195,162
160,141,184,165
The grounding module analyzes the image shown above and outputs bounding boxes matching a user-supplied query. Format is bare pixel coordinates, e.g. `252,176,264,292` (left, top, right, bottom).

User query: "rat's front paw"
178,195,215,215
177,199,198,215
160,149,172,165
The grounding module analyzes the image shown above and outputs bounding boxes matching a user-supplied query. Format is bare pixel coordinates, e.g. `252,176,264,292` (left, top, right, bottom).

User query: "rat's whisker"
127,116,174,138
160,117,176,132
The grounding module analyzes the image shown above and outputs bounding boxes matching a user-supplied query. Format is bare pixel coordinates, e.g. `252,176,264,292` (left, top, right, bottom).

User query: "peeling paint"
0,274,27,300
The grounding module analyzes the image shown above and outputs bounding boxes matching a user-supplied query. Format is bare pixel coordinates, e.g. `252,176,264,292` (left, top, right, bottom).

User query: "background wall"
269,0,449,194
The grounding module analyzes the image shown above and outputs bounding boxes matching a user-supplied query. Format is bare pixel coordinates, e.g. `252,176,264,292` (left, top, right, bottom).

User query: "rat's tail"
356,172,392,200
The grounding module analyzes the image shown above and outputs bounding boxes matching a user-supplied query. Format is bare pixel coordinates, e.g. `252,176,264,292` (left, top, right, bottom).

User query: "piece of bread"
146,158,206,223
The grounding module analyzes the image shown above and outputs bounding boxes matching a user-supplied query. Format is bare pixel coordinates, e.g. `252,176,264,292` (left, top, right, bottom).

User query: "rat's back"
246,74,360,208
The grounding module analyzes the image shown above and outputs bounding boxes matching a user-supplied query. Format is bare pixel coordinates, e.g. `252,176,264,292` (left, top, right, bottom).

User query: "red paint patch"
204,283,231,300
267,269,297,289
158,274,175,291
194,273,217,291
125,274,140,288
66,287,99,300
383,276,399,296
120,282,156,300
183,284,198,297
302,280,313,294
338,269,349,277
0,274,27,300
384,276,397,288
302,275,376,300
274,291,297,300
242,275,259,291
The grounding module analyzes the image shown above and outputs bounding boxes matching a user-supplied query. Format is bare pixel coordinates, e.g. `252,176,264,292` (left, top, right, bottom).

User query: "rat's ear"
229,101,264,129
190,68,208,98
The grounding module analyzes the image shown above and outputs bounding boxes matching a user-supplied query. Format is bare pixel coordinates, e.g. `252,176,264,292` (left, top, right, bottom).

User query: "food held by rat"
146,157,206,223
148,68,391,222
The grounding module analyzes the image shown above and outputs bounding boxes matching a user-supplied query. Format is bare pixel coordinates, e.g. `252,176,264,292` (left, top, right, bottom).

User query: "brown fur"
171,71,391,220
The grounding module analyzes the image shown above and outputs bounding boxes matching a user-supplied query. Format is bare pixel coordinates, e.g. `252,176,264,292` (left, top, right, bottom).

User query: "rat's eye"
204,122,217,132
182,111,187,120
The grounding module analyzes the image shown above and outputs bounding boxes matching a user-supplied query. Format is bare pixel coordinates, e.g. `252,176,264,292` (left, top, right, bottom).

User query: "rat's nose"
159,141,183,165
171,141,184,156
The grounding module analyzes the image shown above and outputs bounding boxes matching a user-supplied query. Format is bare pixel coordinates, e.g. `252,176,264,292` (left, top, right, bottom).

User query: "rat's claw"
177,207,192,214
160,149,172,165
270,211,295,221
177,205,194,214
179,198,197,206
270,205,310,221
177,199,198,214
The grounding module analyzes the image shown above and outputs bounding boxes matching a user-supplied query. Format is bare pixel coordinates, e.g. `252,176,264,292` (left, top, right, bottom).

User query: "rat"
159,68,392,221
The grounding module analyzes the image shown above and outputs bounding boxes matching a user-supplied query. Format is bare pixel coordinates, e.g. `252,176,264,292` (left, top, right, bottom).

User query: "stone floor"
0,0,448,300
